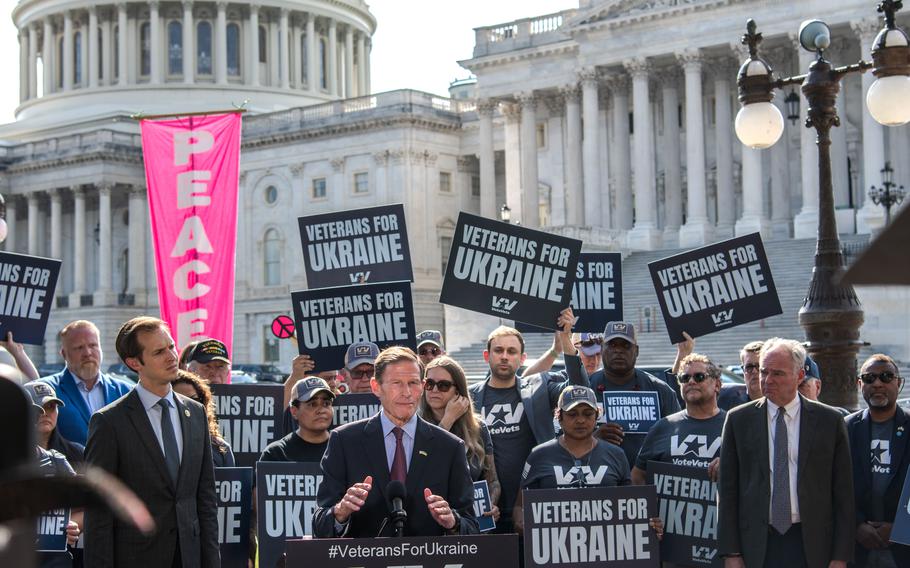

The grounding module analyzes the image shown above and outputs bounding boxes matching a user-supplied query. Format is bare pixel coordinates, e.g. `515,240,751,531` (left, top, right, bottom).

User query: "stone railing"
5,128,142,161
473,9,576,57
542,225,629,255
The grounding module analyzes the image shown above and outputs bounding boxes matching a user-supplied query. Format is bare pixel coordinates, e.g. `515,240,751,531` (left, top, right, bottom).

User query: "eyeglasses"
860,372,900,384
350,368,374,379
677,372,713,385
579,339,602,347
424,379,454,392
418,346,441,357
743,363,760,373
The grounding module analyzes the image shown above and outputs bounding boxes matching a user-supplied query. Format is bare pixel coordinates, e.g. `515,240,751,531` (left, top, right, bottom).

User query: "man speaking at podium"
313,346,479,537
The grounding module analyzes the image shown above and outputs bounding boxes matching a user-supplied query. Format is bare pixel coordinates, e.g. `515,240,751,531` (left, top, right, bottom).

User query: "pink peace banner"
140,112,241,358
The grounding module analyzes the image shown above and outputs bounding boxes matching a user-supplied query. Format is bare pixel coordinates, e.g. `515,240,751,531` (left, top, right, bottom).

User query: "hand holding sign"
556,307,577,355
334,476,372,523
424,488,456,530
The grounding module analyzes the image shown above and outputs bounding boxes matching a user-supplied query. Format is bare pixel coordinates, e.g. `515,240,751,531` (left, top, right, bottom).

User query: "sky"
0,0,579,125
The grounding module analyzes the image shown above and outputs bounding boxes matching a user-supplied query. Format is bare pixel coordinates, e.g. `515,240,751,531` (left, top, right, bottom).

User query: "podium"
286,534,519,568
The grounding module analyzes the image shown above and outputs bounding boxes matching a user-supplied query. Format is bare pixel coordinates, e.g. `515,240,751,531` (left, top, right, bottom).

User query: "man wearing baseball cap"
572,333,603,376
416,330,446,366
24,381,85,467
261,377,335,463
343,341,380,394
185,338,232,385
799,355,850,416
590,321,681,469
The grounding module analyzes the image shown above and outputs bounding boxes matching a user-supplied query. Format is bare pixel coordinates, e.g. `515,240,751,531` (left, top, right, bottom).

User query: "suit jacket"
846,407,910,564
39,368,134,445
717,384,751,411
468,354,587,445
718,395,854,568
84,389,219,568
312,413,479,538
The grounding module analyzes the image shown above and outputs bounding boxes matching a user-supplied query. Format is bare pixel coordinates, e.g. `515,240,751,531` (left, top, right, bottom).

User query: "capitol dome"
11,0,376,124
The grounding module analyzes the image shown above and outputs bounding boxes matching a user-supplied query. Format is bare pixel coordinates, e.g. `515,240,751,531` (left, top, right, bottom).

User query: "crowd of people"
2,307,908,568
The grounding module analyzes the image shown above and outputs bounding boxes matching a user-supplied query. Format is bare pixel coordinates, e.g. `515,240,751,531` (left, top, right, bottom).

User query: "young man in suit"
84,317,219,568
313,346,478,538
39,320,134,445
718,337,854,568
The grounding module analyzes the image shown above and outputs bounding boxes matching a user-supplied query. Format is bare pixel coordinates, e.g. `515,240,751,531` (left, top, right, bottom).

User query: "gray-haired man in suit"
85,317,219,568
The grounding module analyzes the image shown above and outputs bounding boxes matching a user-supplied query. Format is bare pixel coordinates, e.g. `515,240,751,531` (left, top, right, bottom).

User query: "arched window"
140,22,151,76
197,21,212,75
258,25,267,63
74,31,82,84
227,23,240,76
113,25,119,79
168,21,183,75
263,229,281,286
319,38,327,89
301,34,307,83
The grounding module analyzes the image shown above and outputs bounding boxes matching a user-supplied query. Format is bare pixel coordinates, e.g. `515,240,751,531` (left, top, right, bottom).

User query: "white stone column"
831,74,850,208
128,186,148,298
306,15,316,92
344,26,354,98
580,69,601,227
678,50,712,246
608,75,633,230
736,145,771,237
150,1,161,83
364,39,371,94
117,3,128,85
659,68,682,247
183,1,194,83
625,58,661,250
269,19,279,86
43,18,54,94
88,7,99,88
50,190,62,297
356,32,367,96
63,12,74,91
771,91,793,239
477,99,497,219
292,17,302,88
278,8,290,89
328,19,338,96
248,4,259,86
101,14,112,85
27,193,40,256
96,184,113,300
5,198,16,252
70,187,86,304
545,95,567,225
563,85,584,226
793,38,819,237
503,104,522,221
855,19,887,233
215,1,228,84
19,31,28,102
518,93,540,228
79,15,89,87
714,62,736,238
28,24,38,98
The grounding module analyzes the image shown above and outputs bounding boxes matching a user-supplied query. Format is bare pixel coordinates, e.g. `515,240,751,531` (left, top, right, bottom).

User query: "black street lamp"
499,204,512,224
733,1,910,409
868,162,906,224
785,90,801,125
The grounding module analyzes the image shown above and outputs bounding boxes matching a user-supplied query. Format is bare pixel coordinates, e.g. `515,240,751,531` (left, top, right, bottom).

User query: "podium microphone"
387,480,407,537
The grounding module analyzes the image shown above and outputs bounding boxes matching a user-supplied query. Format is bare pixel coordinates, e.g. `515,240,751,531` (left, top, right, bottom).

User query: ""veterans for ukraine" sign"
211,384,284,467
0,252,61,345
440,212,582,330
648,233,781,343
257,461,323,568
603,392,660,434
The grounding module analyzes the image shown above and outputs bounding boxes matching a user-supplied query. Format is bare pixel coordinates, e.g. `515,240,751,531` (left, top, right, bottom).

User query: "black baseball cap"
188,339,231,364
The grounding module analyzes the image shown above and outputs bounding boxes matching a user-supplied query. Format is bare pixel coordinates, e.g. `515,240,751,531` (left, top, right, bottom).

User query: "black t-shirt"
258,431,328,463
870,418,894,520
481,385,536,520
635,409,726,470
522,438,630,489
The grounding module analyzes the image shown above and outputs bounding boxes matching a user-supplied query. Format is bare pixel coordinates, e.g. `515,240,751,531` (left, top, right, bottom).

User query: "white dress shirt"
135,382,184,463
766,396,801,523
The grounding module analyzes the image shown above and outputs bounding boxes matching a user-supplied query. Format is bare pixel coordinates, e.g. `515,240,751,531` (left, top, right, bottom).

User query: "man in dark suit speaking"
84,317,219,567
718,337,853,568
313,346,478,537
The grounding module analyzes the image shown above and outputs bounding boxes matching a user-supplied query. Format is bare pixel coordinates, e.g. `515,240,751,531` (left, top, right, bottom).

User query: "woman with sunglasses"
173,369,236,467
418,356,501,522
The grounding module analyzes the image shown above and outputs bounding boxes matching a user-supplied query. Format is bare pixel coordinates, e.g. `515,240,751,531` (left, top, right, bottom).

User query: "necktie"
390,427,407,483
771,406,792,535
157,399,180,485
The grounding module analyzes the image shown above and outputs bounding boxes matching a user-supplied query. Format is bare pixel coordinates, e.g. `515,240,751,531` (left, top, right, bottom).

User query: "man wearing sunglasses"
342,342,380,394
416,330,446,366
631,353,724,485
718,340,764,411
846,354,910,567
572,333,603,376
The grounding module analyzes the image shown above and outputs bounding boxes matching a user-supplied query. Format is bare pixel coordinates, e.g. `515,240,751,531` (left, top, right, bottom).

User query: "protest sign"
646,461,721,567
603,392,660,434
473,480,496,533
439,212,582,330
517,253,623,333
36,508,69,552
215,467,253,568
0,252,61,345
892,462,910,546
257,461,322,568
290,281,416,372
298,204,413,288
648,233,781,343
331,393,381,429
211,384,284,467
522,485,659,567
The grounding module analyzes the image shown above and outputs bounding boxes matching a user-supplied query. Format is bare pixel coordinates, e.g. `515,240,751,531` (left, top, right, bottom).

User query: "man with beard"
718,340,764,411
39,320,134,445
468,307,585,533
631,353,724,485
846,354,910,567
589,321,681,469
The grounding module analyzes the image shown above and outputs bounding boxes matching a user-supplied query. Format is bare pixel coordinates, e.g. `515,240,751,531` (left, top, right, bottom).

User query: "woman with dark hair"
418,356,501,521
177,340,201,370
173,369,235,467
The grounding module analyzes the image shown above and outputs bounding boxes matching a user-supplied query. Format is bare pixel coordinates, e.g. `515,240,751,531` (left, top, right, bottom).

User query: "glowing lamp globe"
735,102,784,149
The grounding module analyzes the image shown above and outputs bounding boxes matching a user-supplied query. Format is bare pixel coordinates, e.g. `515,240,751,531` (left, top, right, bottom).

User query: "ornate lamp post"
868,162,906,224
733,1,910,408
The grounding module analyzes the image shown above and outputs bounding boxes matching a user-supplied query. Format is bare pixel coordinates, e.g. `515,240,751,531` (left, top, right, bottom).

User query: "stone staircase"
450,234,874,379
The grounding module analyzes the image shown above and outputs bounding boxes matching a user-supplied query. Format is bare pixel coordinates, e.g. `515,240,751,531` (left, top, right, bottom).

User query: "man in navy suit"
846,354,910,567
39,320,134,445
313,346,478,538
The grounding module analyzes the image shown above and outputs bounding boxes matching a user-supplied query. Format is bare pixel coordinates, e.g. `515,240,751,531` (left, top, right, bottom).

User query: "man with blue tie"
39,320,134,445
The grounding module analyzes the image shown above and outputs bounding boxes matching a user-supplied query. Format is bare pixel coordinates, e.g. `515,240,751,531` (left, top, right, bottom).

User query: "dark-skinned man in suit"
718,337,853,568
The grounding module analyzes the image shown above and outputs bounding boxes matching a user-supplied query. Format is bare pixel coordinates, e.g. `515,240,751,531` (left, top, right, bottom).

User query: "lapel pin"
184,409,190,417
898,426,904,437
419,450,428,457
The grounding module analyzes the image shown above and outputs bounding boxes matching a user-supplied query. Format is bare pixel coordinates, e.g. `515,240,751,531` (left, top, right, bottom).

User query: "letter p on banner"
141,112,242,364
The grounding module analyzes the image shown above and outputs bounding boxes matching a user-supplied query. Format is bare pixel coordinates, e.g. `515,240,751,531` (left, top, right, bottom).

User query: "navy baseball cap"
189,339,231,364
293,377,335,403
558,385,599,412
345,341,380,370
603,321,637,345
572,333,604,356
23,381,65,410
804,356,820,381
416,330,445,351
